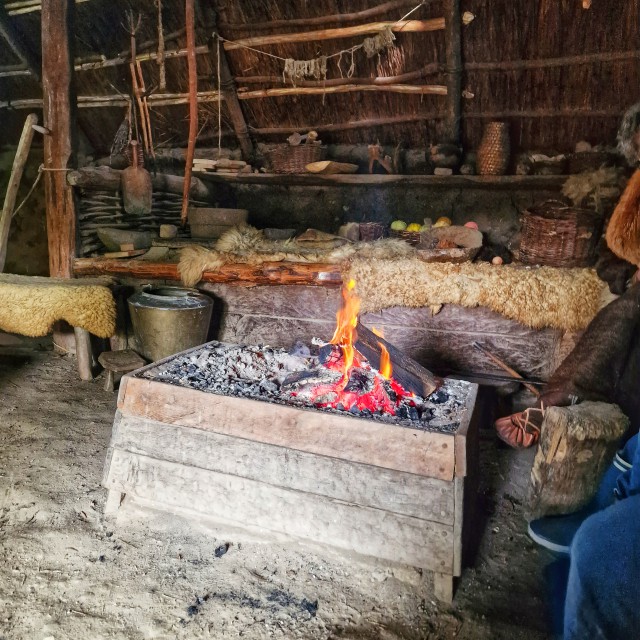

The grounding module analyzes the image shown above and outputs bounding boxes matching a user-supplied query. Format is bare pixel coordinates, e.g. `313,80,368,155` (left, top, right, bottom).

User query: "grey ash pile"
142,342,472,433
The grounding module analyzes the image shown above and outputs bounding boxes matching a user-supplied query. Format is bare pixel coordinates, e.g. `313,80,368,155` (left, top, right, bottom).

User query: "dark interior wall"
234,183,562,248
0,146,48,275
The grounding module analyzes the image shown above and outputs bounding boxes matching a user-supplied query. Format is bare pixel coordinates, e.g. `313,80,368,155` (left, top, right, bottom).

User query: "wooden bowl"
416,226,483,263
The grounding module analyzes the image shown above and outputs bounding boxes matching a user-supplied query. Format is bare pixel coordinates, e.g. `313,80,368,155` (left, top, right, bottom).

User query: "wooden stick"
444,0,462,144
135,60,155,158
472,342,540,397
223,15,475,50
219,0,420,32
6,0,90,16
0,113,38,271
0,4,41,82
237,84,448,99
355,322,441,398
181,0,198,227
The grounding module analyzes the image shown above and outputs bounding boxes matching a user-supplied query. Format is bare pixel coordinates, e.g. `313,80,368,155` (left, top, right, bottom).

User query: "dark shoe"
527,510,592,555
494,405,545,449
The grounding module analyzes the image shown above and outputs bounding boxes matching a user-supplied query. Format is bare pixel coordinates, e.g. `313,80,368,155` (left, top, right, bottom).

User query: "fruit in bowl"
390,220,408,231
406,223,422,233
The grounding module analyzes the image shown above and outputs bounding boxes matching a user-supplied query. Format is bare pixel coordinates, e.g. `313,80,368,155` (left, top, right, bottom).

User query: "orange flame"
330,279,360,384
372,327,392,379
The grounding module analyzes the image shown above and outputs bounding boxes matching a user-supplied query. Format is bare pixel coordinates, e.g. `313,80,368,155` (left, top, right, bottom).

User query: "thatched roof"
0,0,639,154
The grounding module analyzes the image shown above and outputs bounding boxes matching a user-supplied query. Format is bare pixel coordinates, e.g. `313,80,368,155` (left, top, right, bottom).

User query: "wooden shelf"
73,257,342,286
195,172,568,188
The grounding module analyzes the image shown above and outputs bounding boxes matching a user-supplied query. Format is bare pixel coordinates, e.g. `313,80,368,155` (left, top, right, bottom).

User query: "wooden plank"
118,374,461,480
104,449,455,573
196,172,567,189
453,383,479,478
111,411,457,524
223,18,456,50
42,0,77,278
0,113,38,271
73,257,343,286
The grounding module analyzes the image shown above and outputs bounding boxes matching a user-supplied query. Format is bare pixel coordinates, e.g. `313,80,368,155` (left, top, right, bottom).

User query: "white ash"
142,342,472,434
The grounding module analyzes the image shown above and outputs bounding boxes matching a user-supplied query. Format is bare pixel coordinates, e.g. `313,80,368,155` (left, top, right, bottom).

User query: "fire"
372,327,392,379
304,279,415,417
329,279,361,386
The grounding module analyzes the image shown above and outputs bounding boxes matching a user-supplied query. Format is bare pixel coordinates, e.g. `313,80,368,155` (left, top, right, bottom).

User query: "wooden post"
0,113,38,272
215,35,255,162
41,0,77,279
444,0,462,144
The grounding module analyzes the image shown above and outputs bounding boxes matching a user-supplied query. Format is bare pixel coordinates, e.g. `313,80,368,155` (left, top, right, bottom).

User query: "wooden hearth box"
102,342,480,602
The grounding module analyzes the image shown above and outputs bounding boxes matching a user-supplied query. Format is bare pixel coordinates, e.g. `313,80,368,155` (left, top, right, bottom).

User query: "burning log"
355,322,442,398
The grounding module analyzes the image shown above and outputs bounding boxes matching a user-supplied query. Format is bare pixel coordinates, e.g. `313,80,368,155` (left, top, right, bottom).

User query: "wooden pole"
214,33,255,161
0,113,38,272
444,0,462,144
41,0,77,279
219,0,419,32
223,15,475,50
237,84,448,99
181,0,197,226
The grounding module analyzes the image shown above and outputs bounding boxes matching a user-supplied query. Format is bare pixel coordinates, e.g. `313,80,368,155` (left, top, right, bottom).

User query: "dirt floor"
0,337,556,640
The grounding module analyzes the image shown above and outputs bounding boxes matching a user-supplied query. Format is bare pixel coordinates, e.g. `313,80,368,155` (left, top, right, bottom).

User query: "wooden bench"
0,274,117,380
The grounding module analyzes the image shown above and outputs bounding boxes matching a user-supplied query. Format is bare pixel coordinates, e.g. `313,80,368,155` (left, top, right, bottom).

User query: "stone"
159,224,178,239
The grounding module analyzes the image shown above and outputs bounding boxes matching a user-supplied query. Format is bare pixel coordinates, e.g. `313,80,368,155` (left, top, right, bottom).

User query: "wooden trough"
102,343,480,602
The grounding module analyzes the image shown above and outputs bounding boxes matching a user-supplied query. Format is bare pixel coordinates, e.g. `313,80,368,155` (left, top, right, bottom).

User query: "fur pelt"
178,225,413,287
606,168,640,266
0,274,115,338
346,258,607,332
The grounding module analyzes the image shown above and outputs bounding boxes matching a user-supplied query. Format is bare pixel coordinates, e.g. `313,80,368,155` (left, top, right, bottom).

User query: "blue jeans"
563,434,640,639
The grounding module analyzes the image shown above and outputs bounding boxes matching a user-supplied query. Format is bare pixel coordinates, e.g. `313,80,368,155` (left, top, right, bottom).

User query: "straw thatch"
0,0,639,154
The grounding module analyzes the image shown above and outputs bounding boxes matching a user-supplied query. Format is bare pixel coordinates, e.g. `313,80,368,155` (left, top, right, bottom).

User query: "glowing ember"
308,280,414,416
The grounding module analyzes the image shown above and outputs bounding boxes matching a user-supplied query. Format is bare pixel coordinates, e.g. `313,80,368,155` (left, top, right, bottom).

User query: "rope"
11,165,72,219
212,1,429,84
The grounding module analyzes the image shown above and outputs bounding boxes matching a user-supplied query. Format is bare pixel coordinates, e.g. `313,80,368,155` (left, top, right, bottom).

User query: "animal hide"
606,168,640,266
346,258,607,332
540,283,640,428
0,274,116,338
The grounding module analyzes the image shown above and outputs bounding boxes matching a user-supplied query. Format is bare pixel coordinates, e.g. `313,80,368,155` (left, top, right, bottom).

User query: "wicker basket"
359,222,388,241
477,122,510,175
391,229,421,245
264,144,327,174
518,201,604,267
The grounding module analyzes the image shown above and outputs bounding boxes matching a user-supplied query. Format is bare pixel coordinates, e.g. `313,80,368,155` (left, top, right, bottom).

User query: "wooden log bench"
103,342,481,603
0,274,117,380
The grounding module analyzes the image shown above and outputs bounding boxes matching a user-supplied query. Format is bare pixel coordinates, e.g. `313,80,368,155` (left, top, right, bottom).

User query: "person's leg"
563,495,640,640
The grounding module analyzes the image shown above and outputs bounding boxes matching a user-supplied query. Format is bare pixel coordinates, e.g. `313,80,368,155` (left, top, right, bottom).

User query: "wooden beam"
443,0,462,144
0,113,38,271
465,50,640,71
250,113,446,135
223,15,475,50
0,2,41,81
73,257,343,286
219,0,419,32
5,0,90,16
214,34,255,161
237,84,448,99
42,0,77,278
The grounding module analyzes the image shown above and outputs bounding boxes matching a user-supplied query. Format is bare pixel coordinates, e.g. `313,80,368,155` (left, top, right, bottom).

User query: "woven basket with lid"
518,200,604,267
477,122,510,175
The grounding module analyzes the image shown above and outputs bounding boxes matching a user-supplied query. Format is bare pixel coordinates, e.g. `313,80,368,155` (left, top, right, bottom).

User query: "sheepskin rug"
178,226,608,332
347,259,607,332
0,274,116,338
